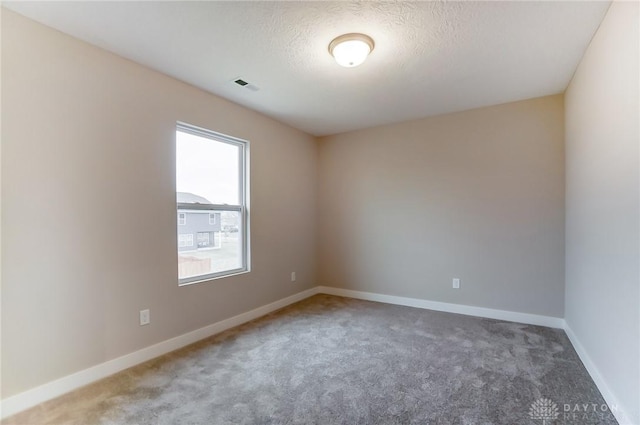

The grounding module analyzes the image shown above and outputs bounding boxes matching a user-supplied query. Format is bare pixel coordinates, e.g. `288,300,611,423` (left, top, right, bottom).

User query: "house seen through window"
176,123,249,284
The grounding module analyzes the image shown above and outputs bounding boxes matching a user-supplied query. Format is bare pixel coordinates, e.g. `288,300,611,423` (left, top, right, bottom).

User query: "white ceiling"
4,1,610,136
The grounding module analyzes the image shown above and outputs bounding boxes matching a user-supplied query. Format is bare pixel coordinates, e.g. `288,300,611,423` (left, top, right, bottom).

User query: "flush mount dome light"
329,33,375,68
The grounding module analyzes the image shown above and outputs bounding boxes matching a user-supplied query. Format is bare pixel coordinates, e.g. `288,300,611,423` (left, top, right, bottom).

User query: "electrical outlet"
452,278,460,289
139,309,150,326
291,272,296,282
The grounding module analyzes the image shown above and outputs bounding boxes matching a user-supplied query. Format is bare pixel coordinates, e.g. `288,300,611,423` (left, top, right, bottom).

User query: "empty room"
1,1,638,424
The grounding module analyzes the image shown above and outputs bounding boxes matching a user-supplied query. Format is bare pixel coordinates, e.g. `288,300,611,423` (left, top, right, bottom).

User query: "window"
178,234,193,248
197,232,210,247
176,123,249,284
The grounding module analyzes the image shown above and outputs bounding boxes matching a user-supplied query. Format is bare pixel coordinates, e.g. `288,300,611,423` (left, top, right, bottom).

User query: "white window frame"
176,122,250,285
209,213,216,225
178,213,186,226
197,231,210,246
178,234,194,248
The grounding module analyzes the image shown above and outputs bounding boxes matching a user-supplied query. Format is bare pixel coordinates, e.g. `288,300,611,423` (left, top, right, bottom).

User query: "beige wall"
1,10,317,397
318,95,565,317
5,4,635,418
565,1,639,423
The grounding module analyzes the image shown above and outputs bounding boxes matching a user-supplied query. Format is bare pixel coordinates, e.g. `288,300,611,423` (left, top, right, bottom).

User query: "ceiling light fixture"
328,33,375,68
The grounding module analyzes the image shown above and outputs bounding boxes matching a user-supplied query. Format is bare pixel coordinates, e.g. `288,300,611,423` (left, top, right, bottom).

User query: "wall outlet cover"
140,309,150,326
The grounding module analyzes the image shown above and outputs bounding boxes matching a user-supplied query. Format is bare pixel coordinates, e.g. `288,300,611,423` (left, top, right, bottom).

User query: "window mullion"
177,203,242,212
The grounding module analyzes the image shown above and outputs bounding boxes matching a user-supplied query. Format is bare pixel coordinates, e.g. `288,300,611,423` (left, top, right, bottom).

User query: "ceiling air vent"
233,77,260,92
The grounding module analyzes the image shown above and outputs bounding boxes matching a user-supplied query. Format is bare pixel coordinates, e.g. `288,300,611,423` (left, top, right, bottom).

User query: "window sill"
178,269,250,287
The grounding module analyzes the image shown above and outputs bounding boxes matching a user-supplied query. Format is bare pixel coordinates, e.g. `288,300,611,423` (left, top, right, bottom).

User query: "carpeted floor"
4,295,617,425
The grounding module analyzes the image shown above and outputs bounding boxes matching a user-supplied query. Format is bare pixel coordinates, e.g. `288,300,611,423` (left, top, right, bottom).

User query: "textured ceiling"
4,1,611,136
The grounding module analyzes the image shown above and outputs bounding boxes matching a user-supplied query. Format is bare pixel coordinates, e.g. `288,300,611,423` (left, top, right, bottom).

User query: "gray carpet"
5,295,617,425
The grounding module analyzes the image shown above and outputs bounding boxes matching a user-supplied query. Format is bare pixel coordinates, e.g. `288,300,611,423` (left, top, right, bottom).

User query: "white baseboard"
318,286,637,423
317,286,565,328
3,285,631,425
0,287,320,420
563,322,636,425
317,286,634,424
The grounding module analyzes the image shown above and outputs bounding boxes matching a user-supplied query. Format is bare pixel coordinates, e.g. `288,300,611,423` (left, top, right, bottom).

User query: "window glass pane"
177,210,243,280
176,123,248,284
176,130,240,205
